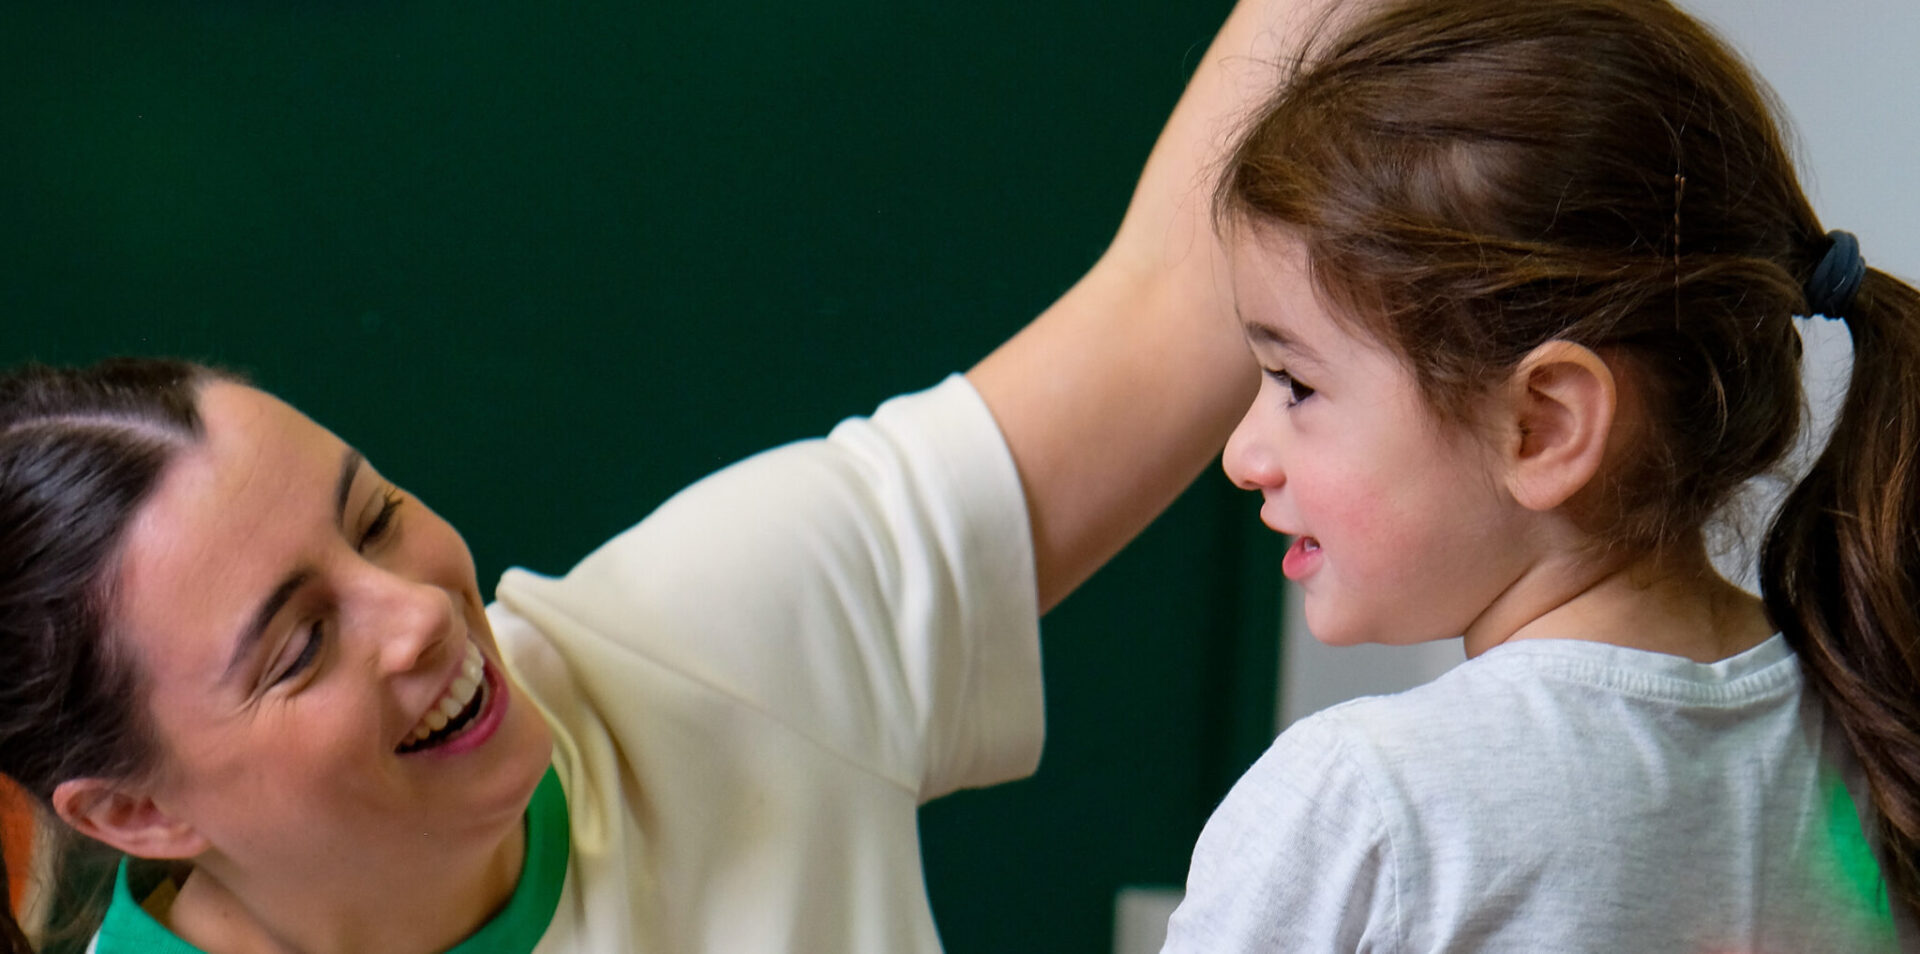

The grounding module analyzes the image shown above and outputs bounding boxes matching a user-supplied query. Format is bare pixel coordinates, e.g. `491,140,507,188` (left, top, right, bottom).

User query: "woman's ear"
1499,340,1617,512
52,778,207,860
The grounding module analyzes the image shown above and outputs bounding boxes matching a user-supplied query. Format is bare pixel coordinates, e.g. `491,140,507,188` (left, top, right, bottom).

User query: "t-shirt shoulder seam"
1274,714,1407,950
495,590,925,794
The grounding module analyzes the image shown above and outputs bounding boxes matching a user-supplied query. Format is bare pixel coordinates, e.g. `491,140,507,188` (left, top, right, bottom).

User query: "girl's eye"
1266,368,1316,407
272,622,325,686
359,488,404,551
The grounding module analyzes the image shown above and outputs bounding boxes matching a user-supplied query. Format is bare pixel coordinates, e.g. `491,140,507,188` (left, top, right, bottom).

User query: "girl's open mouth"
1282,535,1322,581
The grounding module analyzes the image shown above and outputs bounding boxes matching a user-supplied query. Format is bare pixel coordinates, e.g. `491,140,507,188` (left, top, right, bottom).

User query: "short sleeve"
1163,715,1400,953
490,375,1042,802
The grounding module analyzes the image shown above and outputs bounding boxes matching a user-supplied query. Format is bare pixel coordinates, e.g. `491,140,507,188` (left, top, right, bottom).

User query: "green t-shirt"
89,768,569,954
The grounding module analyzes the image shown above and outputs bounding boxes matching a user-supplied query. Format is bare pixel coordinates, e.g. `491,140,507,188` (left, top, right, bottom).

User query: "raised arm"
967,0,1329,611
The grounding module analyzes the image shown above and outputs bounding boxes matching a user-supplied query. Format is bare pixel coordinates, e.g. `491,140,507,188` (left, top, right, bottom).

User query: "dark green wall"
2,2,1280,950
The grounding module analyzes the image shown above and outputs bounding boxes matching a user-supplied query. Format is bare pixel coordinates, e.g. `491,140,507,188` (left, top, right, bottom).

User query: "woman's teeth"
401,643,486,749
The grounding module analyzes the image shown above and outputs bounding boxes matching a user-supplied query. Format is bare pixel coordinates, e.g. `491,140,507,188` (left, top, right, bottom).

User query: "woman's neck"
162,817,526,954
1465,539,1773,663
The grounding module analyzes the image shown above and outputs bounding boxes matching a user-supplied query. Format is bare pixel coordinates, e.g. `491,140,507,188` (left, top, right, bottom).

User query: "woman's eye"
359,488,404,550
273,622,325,686
1266,368,1316,407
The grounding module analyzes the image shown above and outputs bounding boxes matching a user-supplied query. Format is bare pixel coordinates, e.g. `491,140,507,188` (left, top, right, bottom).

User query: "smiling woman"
63,378,557,953
0,339,1238,954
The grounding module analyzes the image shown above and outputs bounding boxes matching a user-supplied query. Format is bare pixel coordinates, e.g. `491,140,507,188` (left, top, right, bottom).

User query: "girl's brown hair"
1220,0,1920,918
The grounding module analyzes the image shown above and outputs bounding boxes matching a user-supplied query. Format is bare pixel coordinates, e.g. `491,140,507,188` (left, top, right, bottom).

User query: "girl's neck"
162,818,526,954
1464,539,1773,663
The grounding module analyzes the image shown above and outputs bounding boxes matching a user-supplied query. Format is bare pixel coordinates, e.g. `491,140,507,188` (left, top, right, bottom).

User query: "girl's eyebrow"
219,448,365,686
1236,305,1324,368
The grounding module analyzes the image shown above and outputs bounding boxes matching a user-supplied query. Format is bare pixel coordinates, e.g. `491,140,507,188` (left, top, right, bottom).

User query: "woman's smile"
397,645,513,758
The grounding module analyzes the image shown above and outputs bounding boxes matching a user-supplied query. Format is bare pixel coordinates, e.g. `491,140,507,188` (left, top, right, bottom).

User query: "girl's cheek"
1320,476,1417,559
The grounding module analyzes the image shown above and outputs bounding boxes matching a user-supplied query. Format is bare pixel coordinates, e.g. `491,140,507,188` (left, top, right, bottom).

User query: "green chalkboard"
1,1,1278,950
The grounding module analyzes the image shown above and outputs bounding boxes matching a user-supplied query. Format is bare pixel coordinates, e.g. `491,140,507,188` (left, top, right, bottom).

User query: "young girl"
1163,0,1920,950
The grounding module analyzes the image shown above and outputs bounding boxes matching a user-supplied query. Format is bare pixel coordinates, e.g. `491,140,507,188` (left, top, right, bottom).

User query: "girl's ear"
51,778,207,860
1499,340,1617,512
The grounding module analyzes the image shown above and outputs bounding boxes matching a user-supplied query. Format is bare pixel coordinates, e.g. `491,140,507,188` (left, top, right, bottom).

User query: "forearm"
968,0,1330,611
968,266,1251,612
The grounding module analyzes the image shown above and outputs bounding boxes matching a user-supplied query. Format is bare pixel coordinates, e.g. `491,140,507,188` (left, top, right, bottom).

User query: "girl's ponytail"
1762,253,1920,916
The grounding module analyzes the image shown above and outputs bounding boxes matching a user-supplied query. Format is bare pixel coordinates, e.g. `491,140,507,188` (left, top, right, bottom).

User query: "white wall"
1683,0,1920,280
1276,0,1920,731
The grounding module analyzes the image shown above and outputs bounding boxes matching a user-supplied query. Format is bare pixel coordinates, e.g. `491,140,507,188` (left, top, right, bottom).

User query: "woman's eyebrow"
219,448,364,685
334,448,364,519
223,570,313,686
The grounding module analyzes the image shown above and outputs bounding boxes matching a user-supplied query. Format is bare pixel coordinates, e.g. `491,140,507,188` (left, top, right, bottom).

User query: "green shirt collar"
92,767,569,954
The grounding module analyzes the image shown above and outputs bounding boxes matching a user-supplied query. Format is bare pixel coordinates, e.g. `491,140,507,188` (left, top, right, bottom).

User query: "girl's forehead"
1227,239,1371,367
1226,229,1310,286
1228,240,1310,327
1227,232,1349,319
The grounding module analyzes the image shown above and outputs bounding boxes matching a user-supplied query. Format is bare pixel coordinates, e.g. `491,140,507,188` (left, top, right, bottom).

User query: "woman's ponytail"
0,858,30,954
0,789,32,954
1762,261,1920,916
0,359,224,954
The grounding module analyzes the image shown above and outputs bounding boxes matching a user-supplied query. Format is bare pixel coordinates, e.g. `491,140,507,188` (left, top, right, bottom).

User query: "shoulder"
490,375,1028,651
1231,647,1606,841
1167,703,1407,950
486,377,1044,797
1293,650,1542,767
1265,635,1817,853
1166,653,1585,952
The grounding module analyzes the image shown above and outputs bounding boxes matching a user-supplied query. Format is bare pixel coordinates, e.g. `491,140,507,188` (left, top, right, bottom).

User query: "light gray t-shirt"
1163,635,1904,953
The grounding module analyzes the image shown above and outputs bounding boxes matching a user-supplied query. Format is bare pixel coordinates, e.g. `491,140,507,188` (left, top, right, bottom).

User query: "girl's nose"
1222,399,1284,492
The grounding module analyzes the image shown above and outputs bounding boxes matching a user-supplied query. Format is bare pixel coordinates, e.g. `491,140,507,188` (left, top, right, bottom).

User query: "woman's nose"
360,570,459,675
1222,400,1284,492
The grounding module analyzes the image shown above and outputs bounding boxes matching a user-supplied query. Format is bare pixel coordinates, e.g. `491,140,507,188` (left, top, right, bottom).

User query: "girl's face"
1222,234,1536,648
106,382,553,896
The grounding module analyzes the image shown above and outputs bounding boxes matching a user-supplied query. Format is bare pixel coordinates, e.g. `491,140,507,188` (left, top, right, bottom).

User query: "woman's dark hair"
0,358,218,953
1219,0,1920,921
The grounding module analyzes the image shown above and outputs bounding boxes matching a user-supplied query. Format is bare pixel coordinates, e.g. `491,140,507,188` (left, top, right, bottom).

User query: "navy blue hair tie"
1805,230,1866,319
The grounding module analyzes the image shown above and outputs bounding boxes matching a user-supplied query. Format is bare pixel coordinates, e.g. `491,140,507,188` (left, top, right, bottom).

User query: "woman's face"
105,381,553,889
